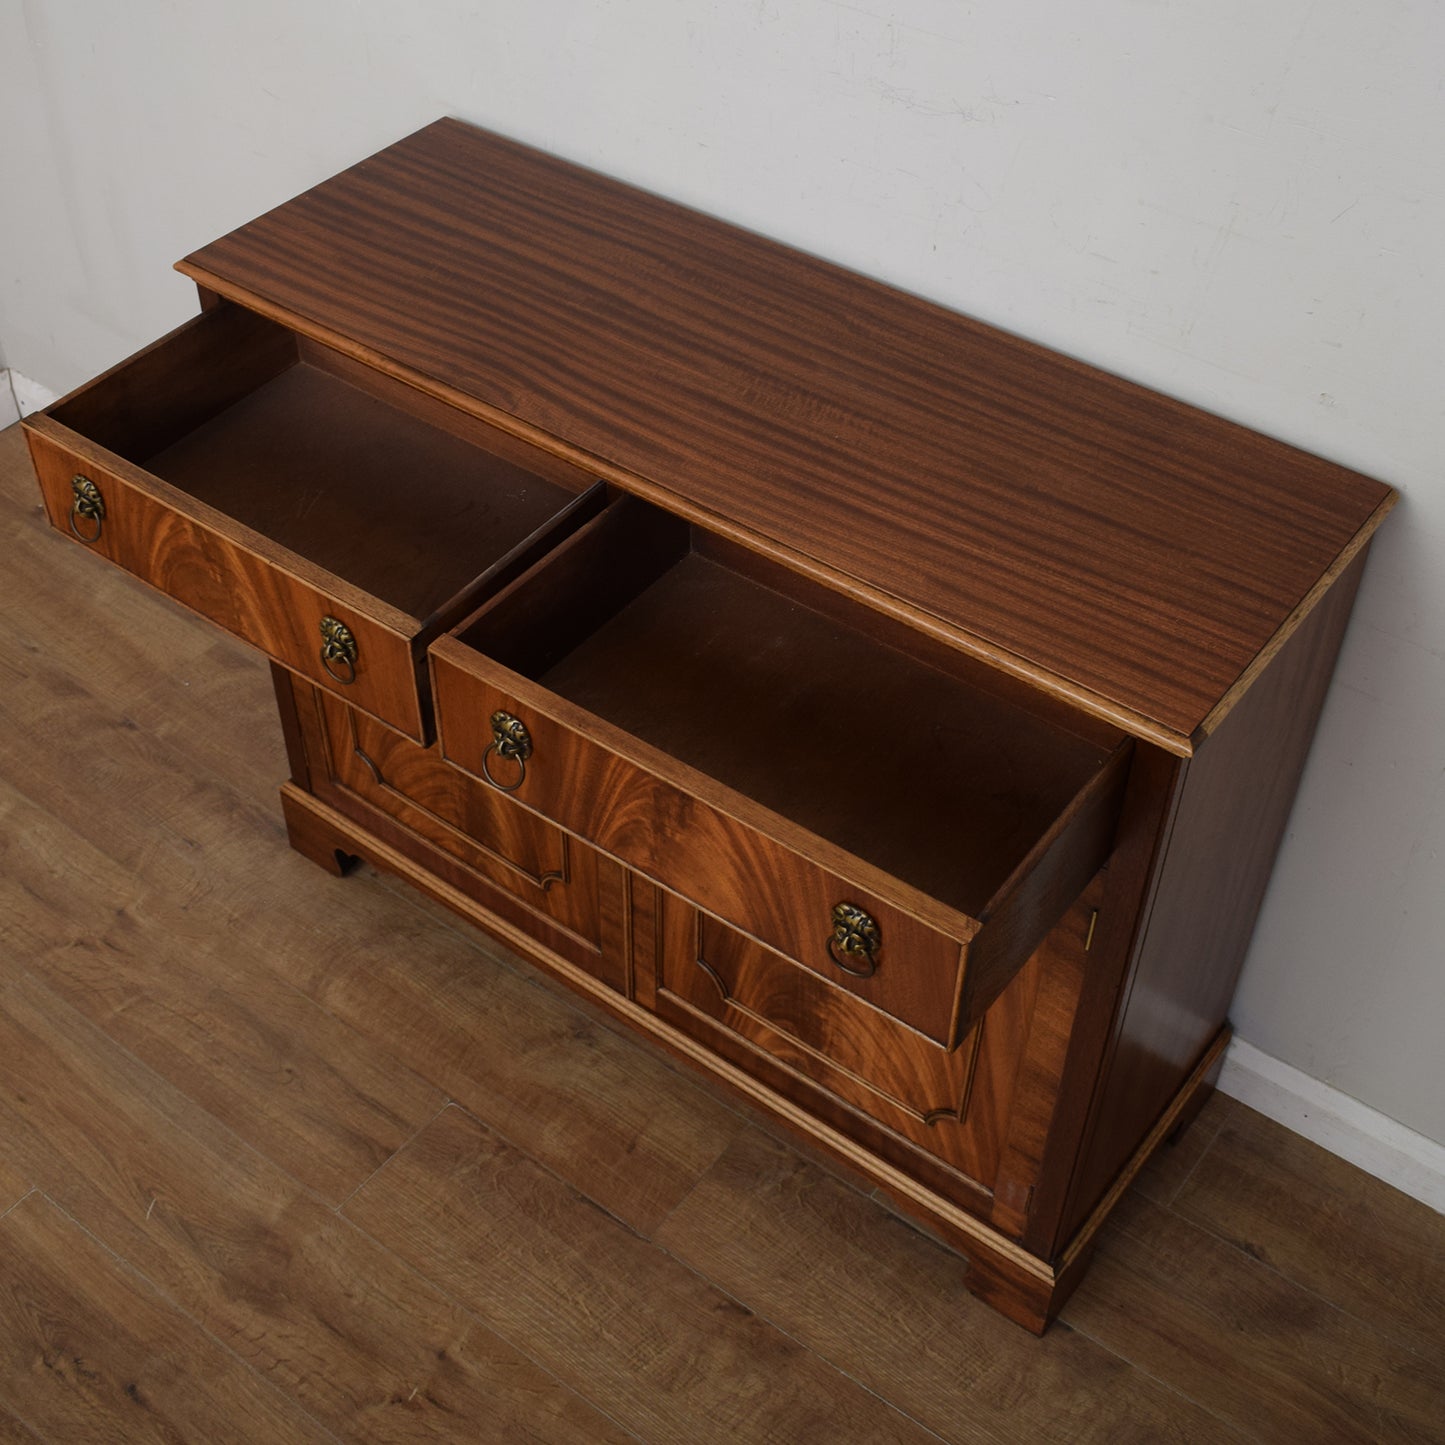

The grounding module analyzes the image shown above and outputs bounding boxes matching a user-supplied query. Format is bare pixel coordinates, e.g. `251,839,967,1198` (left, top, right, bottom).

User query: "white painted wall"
3,1,1441,1149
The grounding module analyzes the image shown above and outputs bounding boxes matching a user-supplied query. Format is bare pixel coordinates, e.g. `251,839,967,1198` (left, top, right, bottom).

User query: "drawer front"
431,643,969,1044
654,895,1006,1188
661,897,974,1120
28,424,425,740
309,690,607,950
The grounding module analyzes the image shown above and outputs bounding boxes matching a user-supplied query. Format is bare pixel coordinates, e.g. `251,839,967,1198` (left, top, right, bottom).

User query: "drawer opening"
46,302,604,629
452,495,1129,924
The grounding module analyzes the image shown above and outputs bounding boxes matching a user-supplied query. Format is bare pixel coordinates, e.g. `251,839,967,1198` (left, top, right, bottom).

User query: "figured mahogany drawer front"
29,424,427,739
660,896,977,1124
431,496,1130,1046
25,303,605,745
432,647,972,1043
310,691,610,947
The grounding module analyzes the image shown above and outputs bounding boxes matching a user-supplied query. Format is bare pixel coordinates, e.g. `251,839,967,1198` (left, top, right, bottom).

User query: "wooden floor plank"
346,1103,939,1445
1170,1104,1445,1365
654,1127,1249,1445
0,1407,48,1443
1128,1090,1241,1208
0,970,640,1444
0,1191,329,1444
0,766,450,1208
1063,1191,1445,1444
0,1153,30,1216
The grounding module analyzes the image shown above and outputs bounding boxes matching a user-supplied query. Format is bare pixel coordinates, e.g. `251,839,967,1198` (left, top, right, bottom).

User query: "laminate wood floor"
1,422,1441,1443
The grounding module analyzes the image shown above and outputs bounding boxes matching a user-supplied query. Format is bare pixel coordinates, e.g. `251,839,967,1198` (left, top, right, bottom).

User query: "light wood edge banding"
1191,492,1398,746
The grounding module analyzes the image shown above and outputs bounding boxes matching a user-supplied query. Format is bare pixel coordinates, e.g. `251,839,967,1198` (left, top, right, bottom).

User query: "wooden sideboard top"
179,117,1393,749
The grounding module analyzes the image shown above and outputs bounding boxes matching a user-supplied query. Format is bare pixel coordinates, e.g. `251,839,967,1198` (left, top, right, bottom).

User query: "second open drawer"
430,496,1132,1045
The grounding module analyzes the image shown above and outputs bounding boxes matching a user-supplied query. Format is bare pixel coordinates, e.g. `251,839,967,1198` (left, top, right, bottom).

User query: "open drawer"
430,496,1131,1045
24,302,605,742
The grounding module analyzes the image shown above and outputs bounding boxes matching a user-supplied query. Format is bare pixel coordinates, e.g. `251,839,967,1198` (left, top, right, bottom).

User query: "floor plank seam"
0,1186,37,1221
1054,1309,1266,1445
333,1096,456,1215
6,964,378,1224
1150,1196,1444,1369
1156,1119,1225,1209
24,1189,348,1445
361,866,759,1138
643,1235,963,1445
1,1403,49,1445
334,1097,950,1442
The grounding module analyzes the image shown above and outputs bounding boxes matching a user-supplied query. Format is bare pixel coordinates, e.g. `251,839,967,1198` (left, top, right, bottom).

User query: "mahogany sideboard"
23,118,1395,1332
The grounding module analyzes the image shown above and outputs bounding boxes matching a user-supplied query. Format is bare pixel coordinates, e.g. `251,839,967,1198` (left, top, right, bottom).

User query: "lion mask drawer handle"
828,901,881,977
319,615,358,685
69,475,106,543
482,710,533,792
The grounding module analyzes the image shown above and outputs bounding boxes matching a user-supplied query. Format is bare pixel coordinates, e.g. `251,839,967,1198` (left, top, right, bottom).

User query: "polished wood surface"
180,116,1394,743
656,896,992,1179
4,424,1440,1439
1057,547,1370,1248
433,496,1128,1041
306,683,611,952
27,416,430,740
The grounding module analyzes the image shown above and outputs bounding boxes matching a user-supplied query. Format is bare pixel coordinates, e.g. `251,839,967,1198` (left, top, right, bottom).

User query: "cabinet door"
291,679,629,993
648,879,1103,1220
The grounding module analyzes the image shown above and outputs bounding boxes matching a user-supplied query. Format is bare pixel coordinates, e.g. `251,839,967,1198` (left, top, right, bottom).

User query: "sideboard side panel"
1053,550,1369,1249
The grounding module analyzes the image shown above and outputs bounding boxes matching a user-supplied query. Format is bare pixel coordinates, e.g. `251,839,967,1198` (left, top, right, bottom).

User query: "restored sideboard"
23,118,1395,1331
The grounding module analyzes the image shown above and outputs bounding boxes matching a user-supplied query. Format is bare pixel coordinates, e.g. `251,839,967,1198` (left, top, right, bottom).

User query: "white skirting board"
5,360,1439,1217
1219,1037,1445,1215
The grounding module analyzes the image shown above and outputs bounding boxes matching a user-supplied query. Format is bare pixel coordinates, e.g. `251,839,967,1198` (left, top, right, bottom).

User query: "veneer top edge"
178,116,1396,742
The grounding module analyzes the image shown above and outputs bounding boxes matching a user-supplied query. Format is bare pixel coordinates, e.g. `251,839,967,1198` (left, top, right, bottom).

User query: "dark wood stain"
181,117,1395,740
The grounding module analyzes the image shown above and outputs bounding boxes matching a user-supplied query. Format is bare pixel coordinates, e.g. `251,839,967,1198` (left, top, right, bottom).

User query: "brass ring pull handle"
482,710,532,792
319,616,358,685
828,902,881,978
69,475,106,543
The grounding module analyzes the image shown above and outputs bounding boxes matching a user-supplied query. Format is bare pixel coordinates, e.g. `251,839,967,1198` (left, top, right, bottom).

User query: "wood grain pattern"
655,1127,1251,1444
986,875,1102,1238
318,690,595,923
0,672,438,1208
0,1192,328,1444
0,1156,30,1216
180,116,1394,740
344,1103,940,1445
433,634,981,1041
1066,1192,1445,1444
0,971,630,1445
1059,550,1370,1244
26,418,429,740
1171,1104,1445,1365
656,896,992,1178
0,1410,43,1444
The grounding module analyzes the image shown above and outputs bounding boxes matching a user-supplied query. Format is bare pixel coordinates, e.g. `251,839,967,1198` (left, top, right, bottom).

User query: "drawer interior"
49,303,601,626
454,496,1127,919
